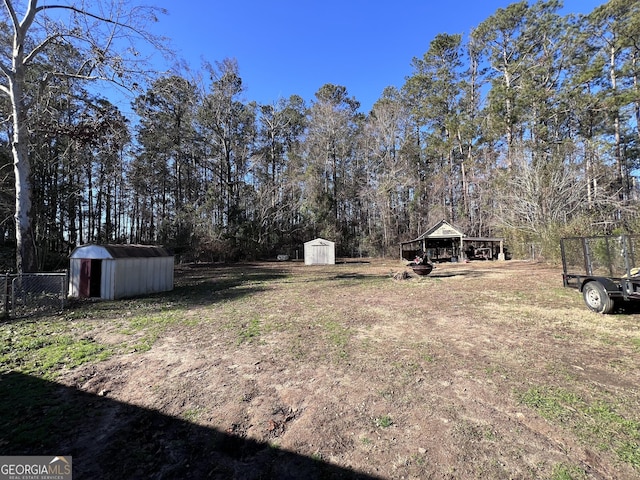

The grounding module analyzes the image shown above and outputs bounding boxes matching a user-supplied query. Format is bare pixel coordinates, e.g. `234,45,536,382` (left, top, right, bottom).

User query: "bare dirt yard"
2,259,640,479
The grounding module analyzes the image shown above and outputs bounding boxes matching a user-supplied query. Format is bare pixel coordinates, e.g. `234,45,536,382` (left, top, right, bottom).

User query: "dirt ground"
51,259,639,479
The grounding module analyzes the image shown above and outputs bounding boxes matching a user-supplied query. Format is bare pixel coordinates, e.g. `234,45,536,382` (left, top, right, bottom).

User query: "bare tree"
362,88,414,255
0,0,166,272
495,143,621,243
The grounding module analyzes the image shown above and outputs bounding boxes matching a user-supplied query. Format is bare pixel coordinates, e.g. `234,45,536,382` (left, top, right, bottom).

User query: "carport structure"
400,220,505,262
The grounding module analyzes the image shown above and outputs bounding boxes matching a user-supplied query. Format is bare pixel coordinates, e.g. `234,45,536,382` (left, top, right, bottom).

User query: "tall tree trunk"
10,83,36,272
610,44,625,203
634,50,640,143
9,64,36,271
6,1,38,272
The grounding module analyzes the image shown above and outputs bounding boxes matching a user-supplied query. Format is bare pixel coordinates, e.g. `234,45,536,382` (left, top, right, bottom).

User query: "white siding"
304,238,335,265
102,259,116,300
68,258,81,297
116,258,139,299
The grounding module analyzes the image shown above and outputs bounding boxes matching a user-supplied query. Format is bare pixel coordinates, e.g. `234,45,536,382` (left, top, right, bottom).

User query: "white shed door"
314,245,329,264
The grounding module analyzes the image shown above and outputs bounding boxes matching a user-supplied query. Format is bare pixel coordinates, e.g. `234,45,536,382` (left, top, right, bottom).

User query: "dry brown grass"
3,259,640,479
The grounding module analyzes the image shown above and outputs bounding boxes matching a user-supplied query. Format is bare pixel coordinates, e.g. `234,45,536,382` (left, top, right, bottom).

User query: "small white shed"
68,244,174,300
304,238,335,265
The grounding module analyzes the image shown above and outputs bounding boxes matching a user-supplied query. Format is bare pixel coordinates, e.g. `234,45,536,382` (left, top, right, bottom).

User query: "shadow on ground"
0,371,382,480
56,264,291,320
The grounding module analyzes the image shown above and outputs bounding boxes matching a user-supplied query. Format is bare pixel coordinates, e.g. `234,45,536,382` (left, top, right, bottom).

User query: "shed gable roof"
304,238,335,247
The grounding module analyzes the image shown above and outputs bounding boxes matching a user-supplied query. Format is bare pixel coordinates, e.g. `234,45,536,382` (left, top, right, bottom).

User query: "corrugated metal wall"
110,257,174,299
69,255,174,300
68,258,81,297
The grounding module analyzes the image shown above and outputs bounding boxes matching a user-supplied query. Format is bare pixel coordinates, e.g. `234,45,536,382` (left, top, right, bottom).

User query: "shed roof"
71,244,172,259
304,238,335,246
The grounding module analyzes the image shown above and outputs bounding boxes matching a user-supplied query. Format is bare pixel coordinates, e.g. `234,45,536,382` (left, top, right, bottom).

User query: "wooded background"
1,0,639,270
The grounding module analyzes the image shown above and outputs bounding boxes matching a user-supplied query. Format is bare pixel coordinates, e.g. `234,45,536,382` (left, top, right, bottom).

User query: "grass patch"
551,463,587,480
519,386,580,421
119,310,183,352
323,320,351,360
519,386,640,470
238,317,262,344
583,402,640,467
0,320,112,378
375,415,393,428
1,302,190,378
182,407,204,422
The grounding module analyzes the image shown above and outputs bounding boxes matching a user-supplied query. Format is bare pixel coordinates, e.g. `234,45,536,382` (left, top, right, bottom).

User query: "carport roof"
400,220,504,246
401,219,464,245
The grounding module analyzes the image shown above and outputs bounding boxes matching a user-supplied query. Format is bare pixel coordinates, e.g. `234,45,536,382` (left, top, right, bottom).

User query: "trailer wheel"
583,281,615,314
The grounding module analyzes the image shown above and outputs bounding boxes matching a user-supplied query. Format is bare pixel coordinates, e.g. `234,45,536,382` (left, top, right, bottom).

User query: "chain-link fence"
2,272,67,317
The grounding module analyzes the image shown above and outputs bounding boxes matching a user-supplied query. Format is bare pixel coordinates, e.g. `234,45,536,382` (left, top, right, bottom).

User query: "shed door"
79,259,102,298
89,259,102,297
314,245,329,264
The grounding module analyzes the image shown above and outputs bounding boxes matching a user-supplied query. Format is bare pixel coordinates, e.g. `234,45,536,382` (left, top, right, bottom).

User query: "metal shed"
68,244,174,300
304,238,335,265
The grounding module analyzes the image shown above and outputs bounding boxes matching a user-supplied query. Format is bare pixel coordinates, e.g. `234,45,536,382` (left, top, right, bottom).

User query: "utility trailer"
561,234,640,313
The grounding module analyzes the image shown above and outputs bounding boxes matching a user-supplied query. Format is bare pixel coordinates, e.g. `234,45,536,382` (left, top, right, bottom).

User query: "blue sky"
145,0,606,114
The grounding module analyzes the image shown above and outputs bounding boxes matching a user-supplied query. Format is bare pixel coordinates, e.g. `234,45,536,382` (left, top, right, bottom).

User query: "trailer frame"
561,234,640,313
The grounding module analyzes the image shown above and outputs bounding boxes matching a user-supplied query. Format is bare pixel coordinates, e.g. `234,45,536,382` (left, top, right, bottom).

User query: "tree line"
1,0,639,271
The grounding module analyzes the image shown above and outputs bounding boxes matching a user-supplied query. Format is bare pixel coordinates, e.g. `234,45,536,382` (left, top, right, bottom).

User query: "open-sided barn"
400,220,505,262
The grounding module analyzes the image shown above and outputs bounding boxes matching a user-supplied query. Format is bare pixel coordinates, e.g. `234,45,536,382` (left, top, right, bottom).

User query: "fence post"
11,275,16,316
2,273,8,319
